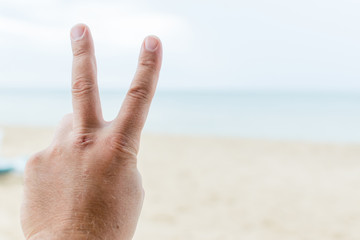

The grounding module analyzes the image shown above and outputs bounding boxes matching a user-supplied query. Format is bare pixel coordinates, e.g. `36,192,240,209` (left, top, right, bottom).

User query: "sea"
0,89,359,143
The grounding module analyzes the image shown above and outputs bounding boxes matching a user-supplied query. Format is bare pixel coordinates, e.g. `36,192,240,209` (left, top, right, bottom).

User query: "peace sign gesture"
21,24,162,240
71,23,162,154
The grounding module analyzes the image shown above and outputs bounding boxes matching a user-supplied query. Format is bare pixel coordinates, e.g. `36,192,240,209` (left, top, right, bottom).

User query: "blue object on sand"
0,166,14,174
0,158,15,175
0,156,28,175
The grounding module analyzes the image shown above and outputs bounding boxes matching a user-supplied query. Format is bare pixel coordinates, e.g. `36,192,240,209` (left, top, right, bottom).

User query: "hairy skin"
21,24,162,240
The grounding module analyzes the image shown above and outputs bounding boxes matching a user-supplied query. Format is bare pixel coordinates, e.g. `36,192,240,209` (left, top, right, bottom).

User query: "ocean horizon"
0,88,359,143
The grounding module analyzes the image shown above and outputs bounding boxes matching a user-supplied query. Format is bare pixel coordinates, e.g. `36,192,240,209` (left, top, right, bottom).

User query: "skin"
20,24,163,240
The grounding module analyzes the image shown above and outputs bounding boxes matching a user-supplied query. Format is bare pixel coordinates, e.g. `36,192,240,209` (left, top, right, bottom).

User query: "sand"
1,126,360,240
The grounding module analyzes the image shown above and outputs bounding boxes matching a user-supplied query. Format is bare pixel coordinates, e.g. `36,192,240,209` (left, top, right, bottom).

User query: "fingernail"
71,24,86,41
145,36,159,52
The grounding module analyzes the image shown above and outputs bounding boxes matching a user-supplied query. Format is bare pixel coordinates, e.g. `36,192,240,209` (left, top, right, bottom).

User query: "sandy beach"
1,126,360,240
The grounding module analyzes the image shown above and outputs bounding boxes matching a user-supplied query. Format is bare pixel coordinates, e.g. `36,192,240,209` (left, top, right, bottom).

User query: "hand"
21,24,162,240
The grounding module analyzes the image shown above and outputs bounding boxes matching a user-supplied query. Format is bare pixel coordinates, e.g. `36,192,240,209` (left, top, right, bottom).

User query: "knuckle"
138,57,157,72
108,134,138,159
127,85,151,103
72,76,95,96
72,132,95,148
72,47,90,58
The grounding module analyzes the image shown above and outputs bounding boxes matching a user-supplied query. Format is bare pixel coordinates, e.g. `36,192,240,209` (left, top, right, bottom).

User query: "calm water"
0,89,359,143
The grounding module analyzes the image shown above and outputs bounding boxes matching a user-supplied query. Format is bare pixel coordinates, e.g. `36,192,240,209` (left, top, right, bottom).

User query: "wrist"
28,231,97,240
25,221,98,240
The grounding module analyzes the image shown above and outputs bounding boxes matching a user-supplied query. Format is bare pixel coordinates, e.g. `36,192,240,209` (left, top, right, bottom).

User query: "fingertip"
70,23,95,56
140,35,163,71
70,23,89,41
144,35,162,52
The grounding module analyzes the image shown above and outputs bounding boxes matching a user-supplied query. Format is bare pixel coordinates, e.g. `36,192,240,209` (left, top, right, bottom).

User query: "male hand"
21,24,162,240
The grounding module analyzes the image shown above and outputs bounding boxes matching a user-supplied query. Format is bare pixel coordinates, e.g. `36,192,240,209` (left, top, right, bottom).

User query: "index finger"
70,24,103,130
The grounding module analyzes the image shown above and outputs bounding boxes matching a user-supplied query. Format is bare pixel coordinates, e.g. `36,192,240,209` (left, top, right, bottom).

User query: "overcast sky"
0,0,359,91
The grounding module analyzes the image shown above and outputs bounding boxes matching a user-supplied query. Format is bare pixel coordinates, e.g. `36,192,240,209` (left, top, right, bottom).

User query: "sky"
0,0,359,91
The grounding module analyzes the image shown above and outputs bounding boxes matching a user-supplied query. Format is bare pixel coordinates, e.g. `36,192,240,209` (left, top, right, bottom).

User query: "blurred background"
0,0,360,239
